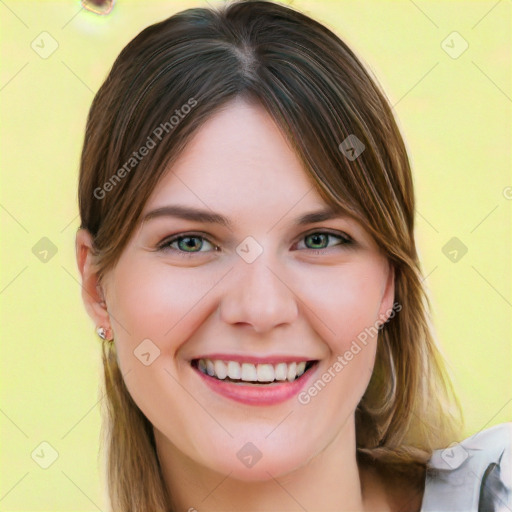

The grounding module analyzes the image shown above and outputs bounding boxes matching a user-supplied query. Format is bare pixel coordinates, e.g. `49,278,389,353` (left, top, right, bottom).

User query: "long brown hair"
77,1,464,509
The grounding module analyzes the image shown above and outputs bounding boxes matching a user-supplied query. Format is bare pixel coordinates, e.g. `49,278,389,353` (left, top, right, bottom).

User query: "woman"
75,1,511,510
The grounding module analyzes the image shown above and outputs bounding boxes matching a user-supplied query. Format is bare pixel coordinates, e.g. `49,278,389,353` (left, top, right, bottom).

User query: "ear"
377,261,396,326
75,229,111,333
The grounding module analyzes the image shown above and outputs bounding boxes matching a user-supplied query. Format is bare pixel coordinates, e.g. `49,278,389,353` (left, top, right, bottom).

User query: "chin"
203,445,313,482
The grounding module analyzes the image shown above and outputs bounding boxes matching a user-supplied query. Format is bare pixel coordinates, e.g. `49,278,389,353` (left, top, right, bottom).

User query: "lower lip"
193,363,318,406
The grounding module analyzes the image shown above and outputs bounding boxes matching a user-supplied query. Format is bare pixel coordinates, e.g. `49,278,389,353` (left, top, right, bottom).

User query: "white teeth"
257,364,275,383
196,358,312,383
241,363,258,382
274,363,288,381
214,360,227,380
227,361,241,379
296,361,306,377
286,362,297,382
206,359,215,376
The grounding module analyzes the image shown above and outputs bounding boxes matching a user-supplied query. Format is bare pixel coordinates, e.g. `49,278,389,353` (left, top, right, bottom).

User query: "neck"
154,419,392,512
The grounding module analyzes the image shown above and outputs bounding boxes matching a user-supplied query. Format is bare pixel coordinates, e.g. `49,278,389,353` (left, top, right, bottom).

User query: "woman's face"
91,98,395,480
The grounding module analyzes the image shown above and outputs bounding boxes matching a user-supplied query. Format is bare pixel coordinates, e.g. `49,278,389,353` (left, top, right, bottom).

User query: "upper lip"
190,353,318,364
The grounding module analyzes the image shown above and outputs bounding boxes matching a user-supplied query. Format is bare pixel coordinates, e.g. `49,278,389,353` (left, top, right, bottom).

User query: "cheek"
108,257,219,355
294,264,384,427
104,258,217,435
293,260,387,353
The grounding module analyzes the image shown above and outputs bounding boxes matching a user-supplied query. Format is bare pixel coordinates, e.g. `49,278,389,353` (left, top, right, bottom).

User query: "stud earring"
96,326,112,341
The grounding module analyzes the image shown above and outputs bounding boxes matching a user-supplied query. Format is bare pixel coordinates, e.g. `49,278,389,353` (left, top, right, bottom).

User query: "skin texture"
76,98,407,511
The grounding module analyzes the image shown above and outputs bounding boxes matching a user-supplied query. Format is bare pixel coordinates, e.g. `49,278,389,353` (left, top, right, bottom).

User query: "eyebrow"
141,204,347,229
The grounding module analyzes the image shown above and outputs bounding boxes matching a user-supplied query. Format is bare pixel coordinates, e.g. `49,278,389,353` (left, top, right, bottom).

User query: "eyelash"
156,230,354,258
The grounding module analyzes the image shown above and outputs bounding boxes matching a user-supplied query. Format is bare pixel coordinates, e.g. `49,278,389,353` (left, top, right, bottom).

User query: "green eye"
175,236,209,252
158,234,216,256
305,233,331,249
298,232,353,251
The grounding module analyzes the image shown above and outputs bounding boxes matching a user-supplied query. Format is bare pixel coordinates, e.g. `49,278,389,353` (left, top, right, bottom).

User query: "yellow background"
1,0,510,509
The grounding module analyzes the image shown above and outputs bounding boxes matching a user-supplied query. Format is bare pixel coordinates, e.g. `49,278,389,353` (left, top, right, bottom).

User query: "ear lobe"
377,261,396,326
75,228,111,329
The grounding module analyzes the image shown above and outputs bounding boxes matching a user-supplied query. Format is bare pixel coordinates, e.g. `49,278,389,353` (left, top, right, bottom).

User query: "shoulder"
421,422,512,512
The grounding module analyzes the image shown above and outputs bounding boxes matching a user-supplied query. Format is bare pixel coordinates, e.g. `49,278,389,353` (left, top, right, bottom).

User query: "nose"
219,251,299,334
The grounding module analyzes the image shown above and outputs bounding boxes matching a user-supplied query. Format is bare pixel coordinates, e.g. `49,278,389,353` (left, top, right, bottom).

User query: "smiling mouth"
191,358,318,385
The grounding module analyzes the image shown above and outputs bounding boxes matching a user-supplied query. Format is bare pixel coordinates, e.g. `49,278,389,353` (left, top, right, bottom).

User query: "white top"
420,422,512,511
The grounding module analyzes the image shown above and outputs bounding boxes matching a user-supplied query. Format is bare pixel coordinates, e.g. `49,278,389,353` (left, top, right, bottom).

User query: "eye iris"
306,233,328,249
178,236,202,252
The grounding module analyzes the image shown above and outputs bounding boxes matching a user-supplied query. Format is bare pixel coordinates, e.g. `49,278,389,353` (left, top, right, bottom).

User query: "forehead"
144,98,328,215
